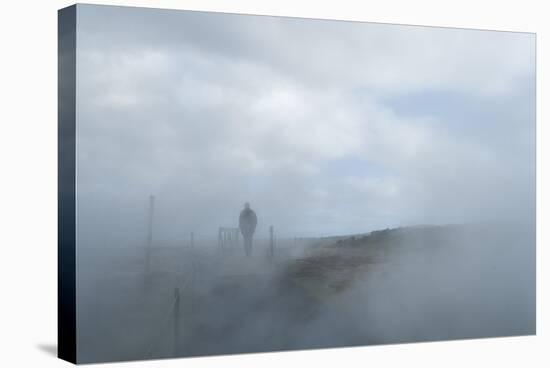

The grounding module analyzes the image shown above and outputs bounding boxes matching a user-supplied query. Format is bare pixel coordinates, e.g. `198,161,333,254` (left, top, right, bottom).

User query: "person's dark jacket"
239,208,257,237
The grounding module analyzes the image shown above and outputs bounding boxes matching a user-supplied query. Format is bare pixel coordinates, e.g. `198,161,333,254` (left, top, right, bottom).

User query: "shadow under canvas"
37,343,58,357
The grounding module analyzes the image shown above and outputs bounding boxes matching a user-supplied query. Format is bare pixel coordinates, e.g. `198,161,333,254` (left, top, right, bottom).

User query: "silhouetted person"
239,202,257,256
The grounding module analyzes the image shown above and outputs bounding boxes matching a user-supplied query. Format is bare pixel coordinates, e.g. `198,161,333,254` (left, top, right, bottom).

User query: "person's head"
244,202,250,210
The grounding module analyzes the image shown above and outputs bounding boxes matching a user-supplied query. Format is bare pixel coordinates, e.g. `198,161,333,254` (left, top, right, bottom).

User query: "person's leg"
244,236,251,256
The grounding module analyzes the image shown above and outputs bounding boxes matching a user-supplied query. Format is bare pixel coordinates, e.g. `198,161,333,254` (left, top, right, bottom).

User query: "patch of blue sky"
380,79,535,150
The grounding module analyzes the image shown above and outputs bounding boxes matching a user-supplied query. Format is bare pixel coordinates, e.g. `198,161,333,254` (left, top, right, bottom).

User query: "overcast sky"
74,4,535,244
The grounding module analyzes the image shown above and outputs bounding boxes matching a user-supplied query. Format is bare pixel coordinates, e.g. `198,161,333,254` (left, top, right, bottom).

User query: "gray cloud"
74,4,535,245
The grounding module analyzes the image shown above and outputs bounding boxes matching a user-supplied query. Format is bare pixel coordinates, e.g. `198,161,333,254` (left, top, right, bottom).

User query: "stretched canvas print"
58,4,536,364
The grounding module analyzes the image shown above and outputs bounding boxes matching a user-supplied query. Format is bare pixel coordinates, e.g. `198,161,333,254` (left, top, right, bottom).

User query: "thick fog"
71,4,535,363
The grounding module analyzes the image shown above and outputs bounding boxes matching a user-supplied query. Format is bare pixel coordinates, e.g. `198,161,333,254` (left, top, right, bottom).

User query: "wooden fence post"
269,225,274,259
146,195,155,274
174,287,180,356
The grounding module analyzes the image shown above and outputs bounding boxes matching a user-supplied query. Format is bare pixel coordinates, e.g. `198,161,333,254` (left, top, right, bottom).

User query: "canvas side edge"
58,4,77,364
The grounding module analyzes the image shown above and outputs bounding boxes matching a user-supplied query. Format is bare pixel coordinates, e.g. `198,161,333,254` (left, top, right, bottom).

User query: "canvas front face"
59,4,535,364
